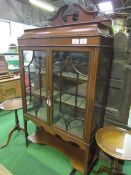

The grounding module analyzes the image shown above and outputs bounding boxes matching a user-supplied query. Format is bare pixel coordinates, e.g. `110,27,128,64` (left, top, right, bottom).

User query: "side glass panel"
23,50,47,122
52,51,89,137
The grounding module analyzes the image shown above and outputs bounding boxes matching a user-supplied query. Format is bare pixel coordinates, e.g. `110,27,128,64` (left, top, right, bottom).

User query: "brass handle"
47,91,51,107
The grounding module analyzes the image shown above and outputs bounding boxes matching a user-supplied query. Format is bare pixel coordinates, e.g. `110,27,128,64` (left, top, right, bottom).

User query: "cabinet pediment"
49,3,97,26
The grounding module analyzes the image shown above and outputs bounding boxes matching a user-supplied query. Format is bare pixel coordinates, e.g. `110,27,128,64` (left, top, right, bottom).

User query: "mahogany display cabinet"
18,4,113,175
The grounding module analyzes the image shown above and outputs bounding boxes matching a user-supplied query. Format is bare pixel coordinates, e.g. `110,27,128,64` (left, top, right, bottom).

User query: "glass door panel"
52,51,89,137
23,50,48,122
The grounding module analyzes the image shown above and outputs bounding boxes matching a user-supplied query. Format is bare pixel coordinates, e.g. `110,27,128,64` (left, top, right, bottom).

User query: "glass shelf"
54,72,88,81
31,88,47,97
54,91,86,109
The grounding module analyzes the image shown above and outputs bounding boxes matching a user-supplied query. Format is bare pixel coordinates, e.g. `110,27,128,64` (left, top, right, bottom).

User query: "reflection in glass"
52,51,89,137
52,51,69,72
23,50,47,122
34,51,47,70
23,50,33,66
71,52,88,76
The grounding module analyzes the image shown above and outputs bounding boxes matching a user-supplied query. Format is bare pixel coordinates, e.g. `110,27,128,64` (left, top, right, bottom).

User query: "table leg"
111,158,118,174
0,110,25,149
111,159,125,175
14,110,25,132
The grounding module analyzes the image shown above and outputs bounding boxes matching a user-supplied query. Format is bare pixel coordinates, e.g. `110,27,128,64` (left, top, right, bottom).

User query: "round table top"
0,98,23,111
96,126,131,160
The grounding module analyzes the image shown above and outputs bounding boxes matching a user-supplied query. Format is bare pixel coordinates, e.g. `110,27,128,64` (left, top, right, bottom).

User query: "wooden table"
94,126,131,175
0,98,24,148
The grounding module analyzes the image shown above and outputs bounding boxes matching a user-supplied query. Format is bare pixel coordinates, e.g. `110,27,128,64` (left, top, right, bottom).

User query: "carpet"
0,110,130,175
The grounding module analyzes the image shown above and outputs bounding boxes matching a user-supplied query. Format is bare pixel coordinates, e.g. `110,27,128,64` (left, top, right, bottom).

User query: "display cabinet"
18,4,113,175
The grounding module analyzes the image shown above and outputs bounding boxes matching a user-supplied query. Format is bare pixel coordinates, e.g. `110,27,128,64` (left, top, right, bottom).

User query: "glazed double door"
22,47,91,139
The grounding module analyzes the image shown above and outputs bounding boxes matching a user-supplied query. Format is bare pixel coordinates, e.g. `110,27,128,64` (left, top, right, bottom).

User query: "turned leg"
111,158,119,175
15,110,25,132
111,159,126,175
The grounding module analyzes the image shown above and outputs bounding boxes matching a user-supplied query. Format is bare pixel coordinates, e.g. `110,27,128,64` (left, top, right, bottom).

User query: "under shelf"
28,127,85,174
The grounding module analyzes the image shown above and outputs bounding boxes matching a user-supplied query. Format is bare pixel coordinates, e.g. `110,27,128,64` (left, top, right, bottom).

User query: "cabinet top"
19,22,111,39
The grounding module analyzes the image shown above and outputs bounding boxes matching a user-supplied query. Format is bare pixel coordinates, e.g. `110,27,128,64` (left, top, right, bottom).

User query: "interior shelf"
54,72,88,81
31,88,47,97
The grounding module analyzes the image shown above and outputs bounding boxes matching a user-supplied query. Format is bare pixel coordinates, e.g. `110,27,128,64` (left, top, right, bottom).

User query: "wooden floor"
0,164,13,175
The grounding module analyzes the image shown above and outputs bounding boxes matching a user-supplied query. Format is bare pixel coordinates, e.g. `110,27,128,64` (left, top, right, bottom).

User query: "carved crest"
49,3,98,26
